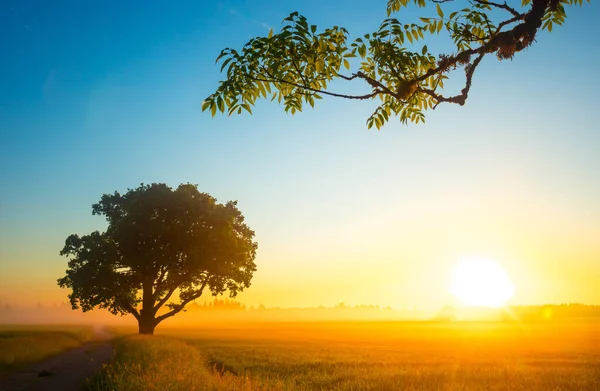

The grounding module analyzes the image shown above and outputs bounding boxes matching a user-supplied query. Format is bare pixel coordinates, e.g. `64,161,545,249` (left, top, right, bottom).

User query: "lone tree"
203,0,589,128
58,183,257,334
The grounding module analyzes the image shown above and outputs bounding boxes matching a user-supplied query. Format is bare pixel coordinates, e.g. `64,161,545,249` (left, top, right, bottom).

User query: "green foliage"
58,183,257,333
204,0,590,128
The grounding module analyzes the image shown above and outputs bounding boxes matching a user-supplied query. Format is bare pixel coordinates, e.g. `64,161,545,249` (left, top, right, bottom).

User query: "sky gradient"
1,0,599,311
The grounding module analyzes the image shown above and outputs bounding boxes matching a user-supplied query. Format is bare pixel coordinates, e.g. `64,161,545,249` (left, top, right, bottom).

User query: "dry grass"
89,335,278,391
94,320,600,390
0,325,92,375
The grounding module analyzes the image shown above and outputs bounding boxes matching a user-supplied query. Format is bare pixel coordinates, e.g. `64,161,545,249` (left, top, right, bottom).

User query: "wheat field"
91,320,600,390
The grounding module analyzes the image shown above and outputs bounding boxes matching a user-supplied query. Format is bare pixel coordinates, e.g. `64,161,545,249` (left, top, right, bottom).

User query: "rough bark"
139,277,156,335
138,317,156,335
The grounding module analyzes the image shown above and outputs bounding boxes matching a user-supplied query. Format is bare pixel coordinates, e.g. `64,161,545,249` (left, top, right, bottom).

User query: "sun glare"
450,257,515,308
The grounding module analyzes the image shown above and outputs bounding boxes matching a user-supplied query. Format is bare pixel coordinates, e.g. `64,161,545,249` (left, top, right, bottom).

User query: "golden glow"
450,257,515,308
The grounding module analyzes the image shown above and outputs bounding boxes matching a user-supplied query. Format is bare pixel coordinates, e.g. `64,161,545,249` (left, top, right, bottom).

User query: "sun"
449,257,515,308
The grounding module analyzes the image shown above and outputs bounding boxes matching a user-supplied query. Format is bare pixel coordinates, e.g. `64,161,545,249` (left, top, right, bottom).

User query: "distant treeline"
178,301,600,321
508,304,600,321
184,300,394,312
1,301,600,324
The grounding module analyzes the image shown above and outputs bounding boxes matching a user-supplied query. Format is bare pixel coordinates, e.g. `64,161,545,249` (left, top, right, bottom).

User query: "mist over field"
3,300,600,326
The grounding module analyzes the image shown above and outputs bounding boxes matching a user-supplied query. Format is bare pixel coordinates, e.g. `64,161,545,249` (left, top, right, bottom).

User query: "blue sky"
0,1,599,309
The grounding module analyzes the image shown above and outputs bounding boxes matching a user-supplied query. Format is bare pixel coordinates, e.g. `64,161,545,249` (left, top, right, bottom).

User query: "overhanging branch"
473,0,523,18
419,51,486,106
250,71,382,100
410,0,547,105
257,0,547,106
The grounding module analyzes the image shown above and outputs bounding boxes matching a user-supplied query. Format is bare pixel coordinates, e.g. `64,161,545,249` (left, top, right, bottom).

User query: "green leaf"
241,103,253,114
201,100,210,112
343,58,350,70
411,29,419,41
358,44,366,58
422,45,428,55
220,58,232,72
436,4,444,18
316,60,324,72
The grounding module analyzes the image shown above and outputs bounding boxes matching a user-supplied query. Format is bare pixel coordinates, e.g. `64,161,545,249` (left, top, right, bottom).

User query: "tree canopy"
203,0,589,128
58,183,257,334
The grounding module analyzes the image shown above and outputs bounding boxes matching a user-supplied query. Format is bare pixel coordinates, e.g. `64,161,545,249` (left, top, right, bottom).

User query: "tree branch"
257,63,400,100
153,286,177,312
206,0,568,125
153,266,168,294
154,279,209,324
473,0,523,18
355,71,396,96
251,71,382,100
419,51,486,106
337,73,362,81
289,47,311,88
496,13,525,32
434,0,523,17
415,0,547,85
122,301,141,321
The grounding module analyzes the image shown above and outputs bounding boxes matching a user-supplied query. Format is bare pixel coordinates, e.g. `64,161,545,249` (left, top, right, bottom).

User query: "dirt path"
0,327,114,391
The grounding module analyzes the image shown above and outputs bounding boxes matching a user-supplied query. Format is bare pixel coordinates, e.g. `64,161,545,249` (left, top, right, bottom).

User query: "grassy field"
0,325,93,376
93,320,600,390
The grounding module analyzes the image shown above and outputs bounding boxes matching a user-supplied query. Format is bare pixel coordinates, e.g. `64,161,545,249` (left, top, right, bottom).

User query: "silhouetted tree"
203,0,589,128
58,183,257,334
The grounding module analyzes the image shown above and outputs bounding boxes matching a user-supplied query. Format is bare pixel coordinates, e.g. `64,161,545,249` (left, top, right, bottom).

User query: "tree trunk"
139,277,156,335
138,316,156,335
